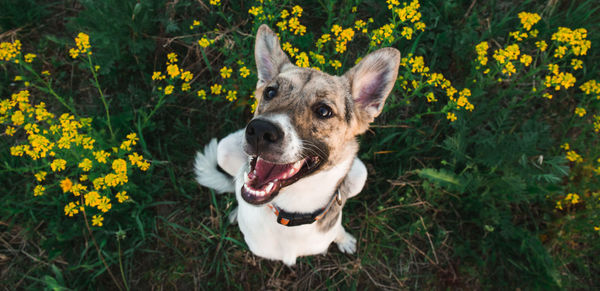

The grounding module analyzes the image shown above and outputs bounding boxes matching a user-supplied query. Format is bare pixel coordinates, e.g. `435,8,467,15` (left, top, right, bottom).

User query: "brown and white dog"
194,25,400,265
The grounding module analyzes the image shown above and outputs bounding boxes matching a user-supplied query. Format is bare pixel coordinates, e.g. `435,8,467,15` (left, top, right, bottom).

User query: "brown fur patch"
254,66,362,171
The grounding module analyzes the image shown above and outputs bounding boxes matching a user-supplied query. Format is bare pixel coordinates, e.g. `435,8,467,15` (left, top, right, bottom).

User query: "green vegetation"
1,0,599,289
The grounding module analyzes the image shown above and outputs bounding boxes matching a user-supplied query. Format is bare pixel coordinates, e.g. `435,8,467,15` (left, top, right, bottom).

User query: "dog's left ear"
344,48,400,123
255,24,291,87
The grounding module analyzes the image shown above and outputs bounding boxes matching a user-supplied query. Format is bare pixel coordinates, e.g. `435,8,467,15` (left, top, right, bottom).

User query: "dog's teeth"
265,182,274,193
293,160,302,170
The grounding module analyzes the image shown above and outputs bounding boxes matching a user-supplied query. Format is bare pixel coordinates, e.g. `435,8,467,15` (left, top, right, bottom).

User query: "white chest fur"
234,159,353,265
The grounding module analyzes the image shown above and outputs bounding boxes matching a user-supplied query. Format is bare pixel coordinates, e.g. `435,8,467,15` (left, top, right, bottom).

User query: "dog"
194,25,400,266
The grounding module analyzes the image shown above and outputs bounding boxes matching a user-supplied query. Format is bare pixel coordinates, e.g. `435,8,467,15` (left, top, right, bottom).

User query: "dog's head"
241,25,400,205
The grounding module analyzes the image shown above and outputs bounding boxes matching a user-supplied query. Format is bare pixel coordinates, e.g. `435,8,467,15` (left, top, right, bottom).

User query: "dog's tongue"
251,157,302,187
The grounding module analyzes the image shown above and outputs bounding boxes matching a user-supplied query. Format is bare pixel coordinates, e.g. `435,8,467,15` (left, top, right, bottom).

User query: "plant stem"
23,64,79,116
80,200,123,291
87,55,115,139
117,236,129,291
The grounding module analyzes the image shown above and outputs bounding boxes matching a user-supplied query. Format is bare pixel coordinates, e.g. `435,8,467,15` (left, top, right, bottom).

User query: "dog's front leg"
217,129,247,176
341,157,367,199
334,227,357,254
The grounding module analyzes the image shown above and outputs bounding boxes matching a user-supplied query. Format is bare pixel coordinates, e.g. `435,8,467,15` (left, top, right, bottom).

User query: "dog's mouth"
241,156,322,205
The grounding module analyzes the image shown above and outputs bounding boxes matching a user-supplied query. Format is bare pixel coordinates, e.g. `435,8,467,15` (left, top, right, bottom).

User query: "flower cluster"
397,54,473,121
2,89,150,226
151,53,194,95
69,32,92,59
0,39,22,62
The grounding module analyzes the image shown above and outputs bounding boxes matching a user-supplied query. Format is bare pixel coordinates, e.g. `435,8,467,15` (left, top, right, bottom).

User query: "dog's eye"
264,87,277,100
315,104,333,119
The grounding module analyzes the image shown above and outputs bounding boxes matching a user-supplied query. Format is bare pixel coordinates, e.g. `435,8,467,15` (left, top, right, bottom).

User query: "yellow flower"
574,107,586,117
116,191,129,203
152,72,165,81
295,52,309,67
5,126,16,136
85,191,101,206
24,53,36,63
60,178,73,193
566,150,583,163
209,0,220,5
330,59,342,70
551,27,591,56
80,175,88,181
93,177,105,190
35,171,47,182
518,12,541,31
64,202,80,216
128,152,143,166
502,61,516,76
280,9,289,19
51,159,67,172
197,89,207,99
198,37,211,48
0,39,22,62
555,200,563,210
447,112,457,122
97,196,112,212
226,90,237,102
167,52,178,64
79,158,93,171
553,46,567,59
92,215,104,227
166,63,180,78
70,32,91,58
475,41,489,66
70,183,87,196
519,54,532,67
535,40,547,52
181,83,191,92
93,150,110,163
414,21,426,31
112,158,128,173
565,193,581,204
426,92,437,103
33,185,45,196
164,85,174,95
220,66,232,79
11,110,25,126
181,71,193,82
542,92,553,99
560,143,570,150
401,27,414,40
210,84,222,95
291,5,303,17
239,66,250,78
248,6,263,16
571,59,583,70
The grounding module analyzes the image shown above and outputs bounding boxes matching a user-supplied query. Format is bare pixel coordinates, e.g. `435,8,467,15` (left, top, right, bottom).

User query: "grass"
1,0,599,289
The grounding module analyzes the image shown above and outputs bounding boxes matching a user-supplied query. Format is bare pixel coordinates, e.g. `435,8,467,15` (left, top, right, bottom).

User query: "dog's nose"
245,119,283,150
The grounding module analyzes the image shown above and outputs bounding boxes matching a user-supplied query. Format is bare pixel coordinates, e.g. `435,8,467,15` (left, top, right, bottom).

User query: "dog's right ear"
255,24,291,87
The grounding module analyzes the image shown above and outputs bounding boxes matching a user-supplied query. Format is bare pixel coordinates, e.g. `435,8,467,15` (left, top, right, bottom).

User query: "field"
1,0,599,289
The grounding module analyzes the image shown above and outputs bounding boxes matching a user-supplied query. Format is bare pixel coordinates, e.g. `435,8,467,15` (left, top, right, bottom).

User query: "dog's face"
241,25,400,205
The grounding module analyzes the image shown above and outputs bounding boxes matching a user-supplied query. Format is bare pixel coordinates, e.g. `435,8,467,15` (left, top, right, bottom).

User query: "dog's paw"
228,207,238,224
335,231,357,254
282,255,297,266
